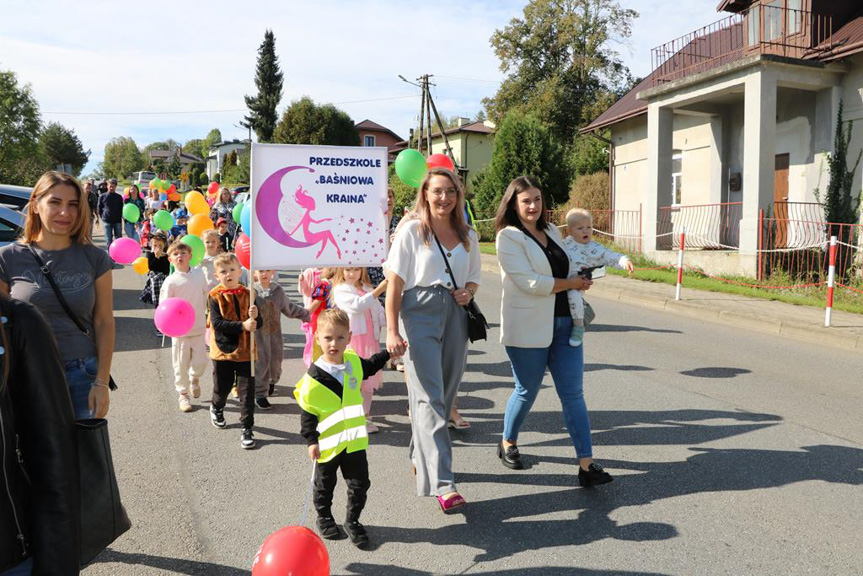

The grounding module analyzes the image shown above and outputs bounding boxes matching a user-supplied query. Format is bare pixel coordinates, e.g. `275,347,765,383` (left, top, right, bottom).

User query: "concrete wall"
840,54,863,203
430,132,494,192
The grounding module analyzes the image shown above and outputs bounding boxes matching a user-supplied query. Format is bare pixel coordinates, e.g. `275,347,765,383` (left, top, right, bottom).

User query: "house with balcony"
582,0,863,276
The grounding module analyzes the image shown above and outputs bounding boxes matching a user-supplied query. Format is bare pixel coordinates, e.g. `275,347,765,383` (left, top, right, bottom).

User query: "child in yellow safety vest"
294,309,390,549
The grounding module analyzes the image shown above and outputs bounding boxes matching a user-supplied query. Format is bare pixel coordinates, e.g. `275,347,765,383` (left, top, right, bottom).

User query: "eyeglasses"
429,188,457,198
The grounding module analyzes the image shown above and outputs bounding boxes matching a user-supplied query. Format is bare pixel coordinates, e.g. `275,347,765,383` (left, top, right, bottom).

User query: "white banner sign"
250,143,389,269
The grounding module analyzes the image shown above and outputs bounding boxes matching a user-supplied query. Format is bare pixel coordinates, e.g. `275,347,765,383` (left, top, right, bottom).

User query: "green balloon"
149,178,160,190
181,234,205,267
154,209,174,231
160,179,170,191
232,202,244,223
122,203,140,223
395,149,428,188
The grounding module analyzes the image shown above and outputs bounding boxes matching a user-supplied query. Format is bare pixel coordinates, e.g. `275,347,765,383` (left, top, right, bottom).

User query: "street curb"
480,253,861,351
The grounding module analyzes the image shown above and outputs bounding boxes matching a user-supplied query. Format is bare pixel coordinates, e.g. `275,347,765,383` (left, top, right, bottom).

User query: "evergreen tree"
244,30,283,142
39,122,90,176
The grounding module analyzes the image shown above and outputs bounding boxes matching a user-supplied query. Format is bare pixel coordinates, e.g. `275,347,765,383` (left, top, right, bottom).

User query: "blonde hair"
22,171,92,244
413,168,471,250
332,267,371,289
213,252,239,270
202,229,219,241
316,308,350,331
166,240,190,257
565,208,592,227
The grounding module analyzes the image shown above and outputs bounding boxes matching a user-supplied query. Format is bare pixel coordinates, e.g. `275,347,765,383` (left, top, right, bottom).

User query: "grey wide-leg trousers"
401,285,468,497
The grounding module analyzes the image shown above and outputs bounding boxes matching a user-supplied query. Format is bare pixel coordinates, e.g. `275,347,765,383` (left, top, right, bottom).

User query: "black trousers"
211,360,255,428
314,449,370,523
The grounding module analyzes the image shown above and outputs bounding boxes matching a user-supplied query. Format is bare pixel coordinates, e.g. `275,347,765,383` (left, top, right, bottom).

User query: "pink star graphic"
367,221,373,227
377,239,384,244
349,218,355,224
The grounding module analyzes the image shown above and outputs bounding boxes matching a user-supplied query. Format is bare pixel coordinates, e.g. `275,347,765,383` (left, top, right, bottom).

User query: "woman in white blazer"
494,176,613,488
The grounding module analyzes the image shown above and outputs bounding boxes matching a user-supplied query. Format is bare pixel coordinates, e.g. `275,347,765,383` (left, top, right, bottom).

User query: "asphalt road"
84,264,863,576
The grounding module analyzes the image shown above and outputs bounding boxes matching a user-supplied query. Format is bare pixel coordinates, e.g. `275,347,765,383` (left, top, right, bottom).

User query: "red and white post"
675,227,686,301
825,235,837,327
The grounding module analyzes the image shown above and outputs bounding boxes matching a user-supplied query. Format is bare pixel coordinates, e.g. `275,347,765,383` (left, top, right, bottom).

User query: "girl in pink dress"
332,267,388,433
298,267,335,367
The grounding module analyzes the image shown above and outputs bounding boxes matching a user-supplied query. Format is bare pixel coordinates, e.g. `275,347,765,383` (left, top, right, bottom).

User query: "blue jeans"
104,221,122,247
503,316,593,459
1,557,32,575
64,356,99,420
124,221,139,242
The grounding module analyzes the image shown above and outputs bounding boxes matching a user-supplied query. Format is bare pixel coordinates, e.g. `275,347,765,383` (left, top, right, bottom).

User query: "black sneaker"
316,516,344,540
268,382,276,396
210,406,226,429
255,397,272,410
578,462,613,488
240,428,256,449
343,521,369,549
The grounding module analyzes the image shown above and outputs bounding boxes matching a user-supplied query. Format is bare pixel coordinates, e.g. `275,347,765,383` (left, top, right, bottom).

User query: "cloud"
0,0,720,176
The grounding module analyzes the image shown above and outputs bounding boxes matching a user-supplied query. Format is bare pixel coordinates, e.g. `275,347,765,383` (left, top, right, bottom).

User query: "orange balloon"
168,192,180,202
187,214,214,237
185,191,209,215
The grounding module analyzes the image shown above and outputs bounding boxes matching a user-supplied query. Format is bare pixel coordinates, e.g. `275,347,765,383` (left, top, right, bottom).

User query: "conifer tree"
244,30,283,142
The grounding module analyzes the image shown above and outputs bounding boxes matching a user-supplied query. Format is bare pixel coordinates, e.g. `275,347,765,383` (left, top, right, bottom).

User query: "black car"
0,205,26,247
0,184,31,211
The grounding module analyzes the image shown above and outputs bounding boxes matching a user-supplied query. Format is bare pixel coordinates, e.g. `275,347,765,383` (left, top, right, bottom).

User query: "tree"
474,110,487,122
202,128,222,156
244,30,283,142
388,164,416,218
101,137,145,180
143,139,179,155
272,97,359,146
0,69,45,185
483,0,637,143
183,138,205,159
473,110,568,215
39,122,90,176
567,171,609,211
568,132,608,177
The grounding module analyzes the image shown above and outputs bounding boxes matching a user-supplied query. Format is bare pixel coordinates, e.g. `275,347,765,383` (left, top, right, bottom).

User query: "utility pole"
399,74,460,172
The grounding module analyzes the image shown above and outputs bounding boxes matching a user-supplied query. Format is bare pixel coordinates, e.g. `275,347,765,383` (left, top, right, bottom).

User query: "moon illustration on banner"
256,165,317,248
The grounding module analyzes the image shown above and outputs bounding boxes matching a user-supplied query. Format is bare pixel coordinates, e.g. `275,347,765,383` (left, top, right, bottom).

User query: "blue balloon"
240,202,251,233
159,193,168,201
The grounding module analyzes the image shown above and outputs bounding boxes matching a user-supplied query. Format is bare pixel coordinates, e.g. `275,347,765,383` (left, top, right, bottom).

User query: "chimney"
457,117,471,127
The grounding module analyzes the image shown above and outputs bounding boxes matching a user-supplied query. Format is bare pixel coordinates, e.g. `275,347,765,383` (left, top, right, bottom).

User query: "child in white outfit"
563,208,634,347
159,239,210,412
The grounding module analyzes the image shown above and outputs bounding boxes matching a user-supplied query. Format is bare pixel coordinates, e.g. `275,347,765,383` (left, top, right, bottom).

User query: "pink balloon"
427,153,455,172
108,238,141,264
154,298,196,338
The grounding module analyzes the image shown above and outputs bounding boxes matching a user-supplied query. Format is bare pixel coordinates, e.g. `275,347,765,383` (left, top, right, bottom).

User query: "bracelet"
93,378,109,389
466,287,475,297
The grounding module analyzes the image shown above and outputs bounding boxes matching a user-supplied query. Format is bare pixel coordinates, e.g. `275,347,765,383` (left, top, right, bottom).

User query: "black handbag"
26,243,116,390
433,236,489,343
76,418,132,565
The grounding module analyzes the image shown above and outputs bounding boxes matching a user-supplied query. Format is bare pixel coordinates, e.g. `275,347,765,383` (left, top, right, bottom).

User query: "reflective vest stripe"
317,404,365,434
318,424,368,451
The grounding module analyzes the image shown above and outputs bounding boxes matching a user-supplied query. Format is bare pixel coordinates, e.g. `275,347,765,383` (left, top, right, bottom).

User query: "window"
765,0,783,41
748,5,761,46
787,0,801,34
671,151,683,206
364,135,376,147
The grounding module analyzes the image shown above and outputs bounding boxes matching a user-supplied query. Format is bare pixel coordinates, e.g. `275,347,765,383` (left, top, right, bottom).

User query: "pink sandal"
436,492,467,514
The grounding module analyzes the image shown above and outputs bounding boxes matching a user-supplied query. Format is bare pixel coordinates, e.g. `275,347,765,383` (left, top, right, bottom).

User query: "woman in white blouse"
495,176,613,488
385,168,480,514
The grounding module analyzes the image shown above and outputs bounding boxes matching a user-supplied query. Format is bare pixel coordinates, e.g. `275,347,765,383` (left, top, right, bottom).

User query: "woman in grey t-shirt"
0,171,115,419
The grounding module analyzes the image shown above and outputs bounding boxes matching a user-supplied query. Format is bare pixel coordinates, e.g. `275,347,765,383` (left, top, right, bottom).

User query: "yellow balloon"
185,191,209,215
187,214,214,237
132,256,149,275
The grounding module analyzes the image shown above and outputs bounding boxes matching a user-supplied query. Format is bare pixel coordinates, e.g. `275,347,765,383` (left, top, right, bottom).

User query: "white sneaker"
190,379,201,399
178,395,192,413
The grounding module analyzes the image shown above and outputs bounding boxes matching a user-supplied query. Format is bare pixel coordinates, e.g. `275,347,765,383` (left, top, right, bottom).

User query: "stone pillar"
740,69,777,266
645,103,673,252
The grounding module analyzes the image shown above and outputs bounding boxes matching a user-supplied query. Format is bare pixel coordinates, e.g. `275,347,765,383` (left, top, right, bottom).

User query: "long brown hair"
22,171,92,244
412,167,471,250
494,175,548,233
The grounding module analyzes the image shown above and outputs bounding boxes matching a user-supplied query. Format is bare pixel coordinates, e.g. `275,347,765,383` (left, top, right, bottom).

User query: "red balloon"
427,153,455,172
208,181,221,195
235,233,251,269
252,526,329,576
167,184,176,194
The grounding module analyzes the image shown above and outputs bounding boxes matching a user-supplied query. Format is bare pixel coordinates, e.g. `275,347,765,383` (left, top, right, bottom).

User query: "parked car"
0,204,26,247
0,184,32,210
233,192,250,205
131,170,156,190
231,185,250,195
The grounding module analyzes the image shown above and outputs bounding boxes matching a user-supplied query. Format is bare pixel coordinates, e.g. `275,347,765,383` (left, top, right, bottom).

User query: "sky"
0,1,724,176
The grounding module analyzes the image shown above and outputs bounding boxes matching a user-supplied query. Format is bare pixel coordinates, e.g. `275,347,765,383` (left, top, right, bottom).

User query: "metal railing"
650,6,833,84
545,207,642,253
658,203,742,249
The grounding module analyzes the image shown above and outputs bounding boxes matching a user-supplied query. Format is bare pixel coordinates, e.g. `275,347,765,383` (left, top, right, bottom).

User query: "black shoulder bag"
433,235,489,343
26,243,117,390
25,244,130,564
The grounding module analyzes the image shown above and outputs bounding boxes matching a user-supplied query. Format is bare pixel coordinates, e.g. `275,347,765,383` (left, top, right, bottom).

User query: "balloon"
252,526,328,576
185,191,209,215
167,183,176,194
154,210,174,231
234,233,250,269
187,214,214,237
427,153,455,172
122,203,140,223
159,193,168,201
181,234,204,267
240,203,251,233
232,202,244,224
150,178,161,190
154,297,196,338
395,149,428,187
108,238,140,264
168,192,180,202
207,181,220,196
159,179,170,191
132,256,149,275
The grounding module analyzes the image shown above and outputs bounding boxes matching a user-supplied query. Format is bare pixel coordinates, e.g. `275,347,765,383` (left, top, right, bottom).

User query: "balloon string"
300,461,316,527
